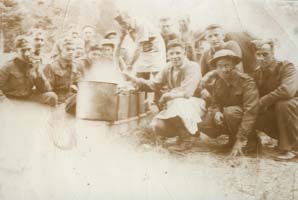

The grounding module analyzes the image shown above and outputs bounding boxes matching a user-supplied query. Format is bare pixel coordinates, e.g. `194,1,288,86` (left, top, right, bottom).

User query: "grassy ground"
0,100,297,200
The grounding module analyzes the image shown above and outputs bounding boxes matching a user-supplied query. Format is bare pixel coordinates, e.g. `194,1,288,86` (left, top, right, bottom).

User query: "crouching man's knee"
42,92,58,107
151,119,178,138
223,106,243,122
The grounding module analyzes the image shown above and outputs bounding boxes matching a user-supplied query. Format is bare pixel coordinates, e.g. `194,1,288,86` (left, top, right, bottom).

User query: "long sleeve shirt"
253,60,298,107
138,59,201,98
0,58,51,98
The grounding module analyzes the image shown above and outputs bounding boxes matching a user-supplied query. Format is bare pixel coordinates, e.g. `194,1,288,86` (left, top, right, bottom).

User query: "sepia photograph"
0,0,298,199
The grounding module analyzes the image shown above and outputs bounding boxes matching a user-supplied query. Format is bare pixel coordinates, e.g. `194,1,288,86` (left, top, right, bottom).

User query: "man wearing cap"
197,49,259,157
200,24,243,76
44,37,82,103
100,39,115,60
104,31,117,40
77,43,102,76
123,39,205,150
0,36,57,106
251,39,298,160
114,11,166,79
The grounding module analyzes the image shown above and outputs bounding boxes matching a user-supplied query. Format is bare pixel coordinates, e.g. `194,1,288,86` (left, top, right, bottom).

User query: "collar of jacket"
14,57,31,72
168,58,188,72
255,60,279,74
58,57,73,69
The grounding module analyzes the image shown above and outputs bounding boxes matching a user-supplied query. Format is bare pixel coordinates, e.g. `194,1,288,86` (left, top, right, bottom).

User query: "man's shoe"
274,151,297,161
243,135,261,154
168,142,193,152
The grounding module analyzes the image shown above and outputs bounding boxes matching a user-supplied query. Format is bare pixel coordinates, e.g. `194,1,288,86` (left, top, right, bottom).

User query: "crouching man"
252,39,298,160
0,36,57,106
123,40,206,149
44,37,82,104
197,49,259,157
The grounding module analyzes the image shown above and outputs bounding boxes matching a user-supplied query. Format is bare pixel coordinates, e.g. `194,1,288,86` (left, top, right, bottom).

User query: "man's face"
116,16,131,30
33,34,45,50
178,19,188,31
205,28,225,48
167,46,185,67
160,22,172,35
215,57,236,79
88,49,101,63
17,47,32,63
61,44,75,61
83,27,95,41
255,47,274,68
195,40,210,58
101,45,114,58
75,46,85,59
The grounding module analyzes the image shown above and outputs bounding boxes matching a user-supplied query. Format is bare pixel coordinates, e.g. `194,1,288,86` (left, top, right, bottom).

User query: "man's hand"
70,85,78,93
0,95,9,103
229,139,247,157
259,97,268,114
200,70,216,88
214,111,224,125
159,93,173,105
200,89,211,100
122,71,139,84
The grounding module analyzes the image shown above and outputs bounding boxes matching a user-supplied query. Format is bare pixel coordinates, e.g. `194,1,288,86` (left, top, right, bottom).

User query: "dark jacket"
252,60,298,107
210,70,259,139
0,58,51,98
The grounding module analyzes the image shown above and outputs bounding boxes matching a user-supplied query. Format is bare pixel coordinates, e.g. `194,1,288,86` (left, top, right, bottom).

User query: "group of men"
1,11,298,161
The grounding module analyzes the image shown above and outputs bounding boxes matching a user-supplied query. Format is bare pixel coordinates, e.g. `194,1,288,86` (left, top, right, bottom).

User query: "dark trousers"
65,94,77,115
198,106,249,143
7,91,58,107
256,98,298,151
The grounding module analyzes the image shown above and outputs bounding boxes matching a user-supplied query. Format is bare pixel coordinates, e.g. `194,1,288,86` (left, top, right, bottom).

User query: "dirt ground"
0,100,297,200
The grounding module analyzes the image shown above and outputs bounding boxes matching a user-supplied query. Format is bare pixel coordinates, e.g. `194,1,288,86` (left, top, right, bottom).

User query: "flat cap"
251,39,274,51
15,35,32,49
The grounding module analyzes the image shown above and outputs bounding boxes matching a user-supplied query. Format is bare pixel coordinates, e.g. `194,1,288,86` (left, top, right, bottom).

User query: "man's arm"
236,78,259,140
170,62,201,98
260,62,298,107
130,44,142,68
200,51,209,76
0,64,11,98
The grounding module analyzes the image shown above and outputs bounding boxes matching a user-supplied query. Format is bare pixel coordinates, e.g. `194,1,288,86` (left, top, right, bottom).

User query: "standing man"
197,49,259,156
252,39,298,160
114,11,166,79
200,24,243,76
0,36,57,106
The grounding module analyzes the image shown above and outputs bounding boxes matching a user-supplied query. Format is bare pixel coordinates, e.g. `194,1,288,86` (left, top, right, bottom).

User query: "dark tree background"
1,0,118,53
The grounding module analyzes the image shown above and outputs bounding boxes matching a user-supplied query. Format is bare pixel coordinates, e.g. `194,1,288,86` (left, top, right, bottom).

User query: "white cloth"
152,97,206,135
131,19,166,73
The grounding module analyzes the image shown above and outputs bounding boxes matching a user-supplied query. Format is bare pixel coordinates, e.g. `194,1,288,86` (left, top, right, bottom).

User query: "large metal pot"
76,81,119,121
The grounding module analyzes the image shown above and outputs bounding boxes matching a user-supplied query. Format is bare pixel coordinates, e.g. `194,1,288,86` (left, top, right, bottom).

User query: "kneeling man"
123,40,205,147
198,49,259,157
